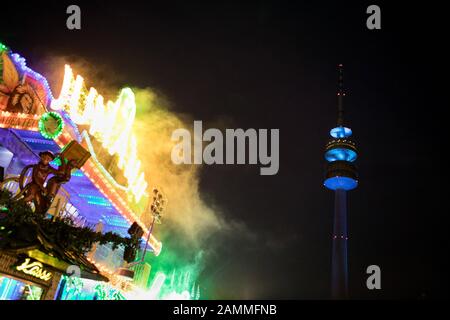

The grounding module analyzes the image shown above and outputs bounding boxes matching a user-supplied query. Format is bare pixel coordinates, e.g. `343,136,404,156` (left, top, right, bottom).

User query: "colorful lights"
16,258,53,281
101,215,130,228
78,162,162,255
330,126,352,138
325,148,357,162
93,283,126,300
324,176,358,191
53,115,161,255
0,276,44,300
58,274,84,300
51,65,148,203
57,276,128,300
0,111,39,131
71,170,84,177
325,122,358,191
38,112,64,139
78,194,108,201
148,272,166,299
149,270,200,300
2,48,163,274
61,111,82,142
2,57,162,255
22,137,56,145
87,200,112,207
9,52,54,102
81,130,128,191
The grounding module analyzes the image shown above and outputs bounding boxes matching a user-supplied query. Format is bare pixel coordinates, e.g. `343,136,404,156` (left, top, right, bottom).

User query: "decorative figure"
20,151,57,214
8,141,91,215
7,83,35,113
20,151,76,215
0,52,46,114
46,157,78,203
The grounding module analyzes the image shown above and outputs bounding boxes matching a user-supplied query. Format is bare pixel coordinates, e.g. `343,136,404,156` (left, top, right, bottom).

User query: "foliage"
0,189,140,256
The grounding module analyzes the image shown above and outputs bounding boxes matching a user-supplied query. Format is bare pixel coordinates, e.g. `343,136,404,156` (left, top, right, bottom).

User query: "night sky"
1,1,447,299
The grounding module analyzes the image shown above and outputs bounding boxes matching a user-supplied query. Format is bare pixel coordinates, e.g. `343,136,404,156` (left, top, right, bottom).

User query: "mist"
41,56,254,298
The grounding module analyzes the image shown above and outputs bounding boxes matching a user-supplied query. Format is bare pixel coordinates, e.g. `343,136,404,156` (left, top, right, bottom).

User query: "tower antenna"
337,64,345,126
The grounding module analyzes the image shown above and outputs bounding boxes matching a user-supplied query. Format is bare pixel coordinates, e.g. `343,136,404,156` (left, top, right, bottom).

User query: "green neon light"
0,42,8,52
146,270,200,300
145,250,204,300
38,112,64,139
93,283,126,300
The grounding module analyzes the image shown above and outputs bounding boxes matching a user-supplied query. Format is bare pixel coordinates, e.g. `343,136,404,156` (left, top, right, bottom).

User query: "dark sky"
1,1,447,299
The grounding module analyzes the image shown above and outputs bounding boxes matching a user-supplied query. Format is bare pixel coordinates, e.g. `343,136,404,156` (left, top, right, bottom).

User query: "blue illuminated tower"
324,64,358,299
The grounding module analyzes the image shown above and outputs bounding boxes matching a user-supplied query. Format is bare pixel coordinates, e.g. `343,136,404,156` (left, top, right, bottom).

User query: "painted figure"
46,157,77,202
21,151,75,214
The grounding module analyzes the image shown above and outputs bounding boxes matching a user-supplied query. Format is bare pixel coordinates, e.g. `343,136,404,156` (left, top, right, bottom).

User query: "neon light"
71,171,84,177
68,75,85,123
82,88,97,125
81,130,128,191
0,111,39,130
61,111,82,142
89,95,106,136
78,194,112,207
87,200,112,207
50,69,162,257
51,65,148,202
16,258,53,281
101,215,130,228
51,65,74,111
325,148,357,162
324,176,358,191
78,162,162,255
9,53,54,101
143,270,200,300
148,272,166,299
22,137,56,145
0,42,8,51
78,194,108,201
38,112,64,139
330,126,352,138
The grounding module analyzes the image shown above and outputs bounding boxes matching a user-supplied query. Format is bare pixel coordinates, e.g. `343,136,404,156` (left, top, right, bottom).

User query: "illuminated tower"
324,64,358,299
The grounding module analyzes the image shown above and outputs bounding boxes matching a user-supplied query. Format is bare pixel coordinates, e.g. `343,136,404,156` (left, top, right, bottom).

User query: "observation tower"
324,64,358,299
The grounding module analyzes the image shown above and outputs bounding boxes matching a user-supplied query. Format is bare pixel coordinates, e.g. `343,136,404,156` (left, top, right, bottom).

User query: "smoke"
132,88,250,296
40,56,255,297
132,88,227,245
35,54,126,101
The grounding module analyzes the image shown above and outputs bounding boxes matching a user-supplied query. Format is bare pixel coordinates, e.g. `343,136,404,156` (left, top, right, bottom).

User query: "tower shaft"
331,188,348,299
